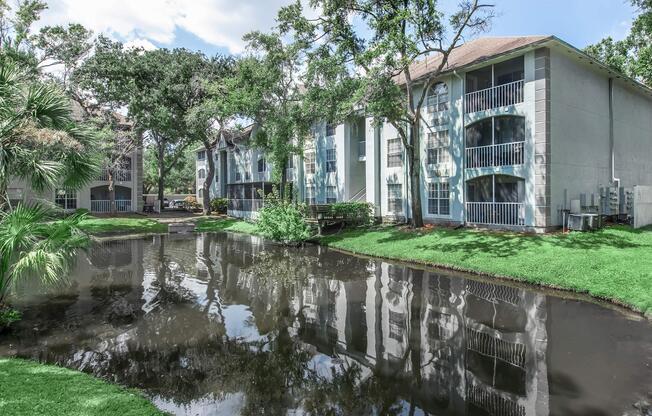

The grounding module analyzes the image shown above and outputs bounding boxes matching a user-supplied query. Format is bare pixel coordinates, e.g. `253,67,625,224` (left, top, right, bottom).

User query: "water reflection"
1,233,650,416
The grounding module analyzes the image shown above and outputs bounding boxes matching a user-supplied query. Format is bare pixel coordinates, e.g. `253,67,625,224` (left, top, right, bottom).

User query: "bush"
0,307,21,331
329,202,374,226
257,189,310,244
184,195,200,211
210,198,228,214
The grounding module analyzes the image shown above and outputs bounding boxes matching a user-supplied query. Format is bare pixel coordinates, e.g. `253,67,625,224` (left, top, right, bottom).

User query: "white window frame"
325,148,337,173
427,182,450,216
326,186,337,204
197,150,206,161
326,123,336,137
387,138,402,168
387,183,403,213
306,184,316,205
198,168,206,179
426,130,450,165
305,152,316,174
427,82,449,113
55,188,77,210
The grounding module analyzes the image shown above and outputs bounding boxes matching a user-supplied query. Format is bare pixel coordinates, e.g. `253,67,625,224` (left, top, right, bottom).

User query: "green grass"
78,217,168,236
194,217,260,235
319,225,652,315
0,358,164,416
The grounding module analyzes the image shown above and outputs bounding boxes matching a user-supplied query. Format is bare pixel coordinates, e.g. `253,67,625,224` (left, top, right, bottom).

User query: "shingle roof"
400,35,552,84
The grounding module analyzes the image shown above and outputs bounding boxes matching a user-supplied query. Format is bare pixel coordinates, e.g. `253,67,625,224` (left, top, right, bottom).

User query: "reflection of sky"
152,392,244,416
223,304,265,343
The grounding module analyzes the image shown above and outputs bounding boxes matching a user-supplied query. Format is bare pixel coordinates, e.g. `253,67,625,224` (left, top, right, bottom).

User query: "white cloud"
124,38,158,51
37,0,305,54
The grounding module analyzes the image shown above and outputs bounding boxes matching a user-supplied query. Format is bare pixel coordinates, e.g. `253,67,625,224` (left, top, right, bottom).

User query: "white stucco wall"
633,185,652,228
549,48,652,226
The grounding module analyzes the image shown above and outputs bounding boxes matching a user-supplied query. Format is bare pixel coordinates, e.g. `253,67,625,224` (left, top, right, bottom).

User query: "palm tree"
0,59,99,208
0,204,89,304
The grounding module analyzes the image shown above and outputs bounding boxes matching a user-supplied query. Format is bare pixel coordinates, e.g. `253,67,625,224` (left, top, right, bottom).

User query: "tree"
185,55,237,215
143,146,195,195
235,32,311,200
0,59,99,209
0,0,47,72
277,0,494,227
78,40,209,211
586,0,652,86
0,204,88,304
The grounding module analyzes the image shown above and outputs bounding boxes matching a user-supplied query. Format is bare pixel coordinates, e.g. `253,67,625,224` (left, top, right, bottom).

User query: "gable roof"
400,36,552,84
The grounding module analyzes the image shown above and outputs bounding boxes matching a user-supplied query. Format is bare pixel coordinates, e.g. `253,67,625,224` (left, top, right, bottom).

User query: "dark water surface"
1,233,650,416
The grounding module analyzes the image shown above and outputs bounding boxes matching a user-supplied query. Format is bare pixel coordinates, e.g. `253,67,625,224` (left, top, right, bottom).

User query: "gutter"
453,70,466,225
609,77,620,188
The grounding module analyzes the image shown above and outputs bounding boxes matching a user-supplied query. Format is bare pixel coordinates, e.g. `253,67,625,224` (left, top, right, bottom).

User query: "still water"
0,232,650,416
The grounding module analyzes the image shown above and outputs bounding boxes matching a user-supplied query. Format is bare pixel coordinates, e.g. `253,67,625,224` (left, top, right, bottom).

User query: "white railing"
91,200,132,213
466,141,525,168
465,80,524,113
358,140,366,160
466,202,525,226
97,169,132,182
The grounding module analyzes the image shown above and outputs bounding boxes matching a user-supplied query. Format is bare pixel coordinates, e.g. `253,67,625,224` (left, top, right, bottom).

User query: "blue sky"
39,0,637,56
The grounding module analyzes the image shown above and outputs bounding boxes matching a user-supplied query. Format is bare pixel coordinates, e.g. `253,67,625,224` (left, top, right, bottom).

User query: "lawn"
78,217,168,236
320,225,652,315
0,358,164,416
194,217,260,235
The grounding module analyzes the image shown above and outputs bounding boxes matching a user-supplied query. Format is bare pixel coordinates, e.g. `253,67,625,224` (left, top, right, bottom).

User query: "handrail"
465,79,524,113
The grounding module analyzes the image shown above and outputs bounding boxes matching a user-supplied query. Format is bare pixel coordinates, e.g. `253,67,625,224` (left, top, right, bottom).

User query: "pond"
1,232,650,416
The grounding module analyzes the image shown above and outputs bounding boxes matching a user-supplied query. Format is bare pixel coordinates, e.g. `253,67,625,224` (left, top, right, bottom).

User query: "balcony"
465,80,524,113
466,202,525,226
97,169,132,182
466,141,525,168
91,200,132,213
358,140,366,161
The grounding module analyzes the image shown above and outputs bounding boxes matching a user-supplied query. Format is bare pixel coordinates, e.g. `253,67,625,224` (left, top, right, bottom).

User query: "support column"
534,48,551,229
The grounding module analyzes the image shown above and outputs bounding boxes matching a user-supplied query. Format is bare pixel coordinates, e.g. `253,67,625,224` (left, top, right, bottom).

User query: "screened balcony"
466,116,526,168
465,56,525,113
466,175,525,226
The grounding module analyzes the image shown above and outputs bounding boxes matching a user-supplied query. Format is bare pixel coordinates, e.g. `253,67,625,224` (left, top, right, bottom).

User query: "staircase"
349,188,366,202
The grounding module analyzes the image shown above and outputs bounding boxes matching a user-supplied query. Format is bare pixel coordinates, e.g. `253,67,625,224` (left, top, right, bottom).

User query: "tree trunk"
0,180,8,211
108,170,116,215
279,159,288,201
157,143,166,212
408,122,424,227
203,143,214,215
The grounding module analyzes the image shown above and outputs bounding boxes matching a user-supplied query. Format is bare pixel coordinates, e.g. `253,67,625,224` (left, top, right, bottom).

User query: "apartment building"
8,147,143,214
197,35,652,231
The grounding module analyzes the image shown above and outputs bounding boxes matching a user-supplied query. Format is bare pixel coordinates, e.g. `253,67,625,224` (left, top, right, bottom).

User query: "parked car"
169,199,185,209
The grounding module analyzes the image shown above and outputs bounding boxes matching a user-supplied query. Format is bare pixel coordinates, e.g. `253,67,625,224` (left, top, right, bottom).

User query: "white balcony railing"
466,202,525,226
466,141,525,168
91,200,132,213
97,169,132,182
465,80,524,113
358,140,366,161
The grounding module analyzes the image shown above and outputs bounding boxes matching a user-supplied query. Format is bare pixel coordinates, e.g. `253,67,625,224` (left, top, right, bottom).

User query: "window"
306,185,316,205
198,168,206,179
257,157,266,173
428,182,450,216
427,131,450,165
235,170,242,182
433,114,450,128
387,184,402,213
326,123,336,137
387,138,402,168
197,150,206,161
7,188,23,206
287,156,294,169
388,310,405,341
214,170,219,182
305,152,315,174
326,186,337,203
427,82,449,113
245,171,251,181
55,188,77,210
325,148,337,173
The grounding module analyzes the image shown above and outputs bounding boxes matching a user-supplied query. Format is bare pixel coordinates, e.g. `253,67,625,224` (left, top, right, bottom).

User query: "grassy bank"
196,218,651,314
0,358,163,415
194,217,260,235
320,225,652,315
78,217,168,236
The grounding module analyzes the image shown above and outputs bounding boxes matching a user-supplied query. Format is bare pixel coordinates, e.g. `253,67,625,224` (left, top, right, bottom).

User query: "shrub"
257,188,310,244
0,307,21,330
184,195,200,211
210,198,228,214
329,202,374,226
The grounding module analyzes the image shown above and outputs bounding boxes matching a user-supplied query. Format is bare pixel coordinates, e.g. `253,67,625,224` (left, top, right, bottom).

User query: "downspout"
454,70,466,225
609,77,620,188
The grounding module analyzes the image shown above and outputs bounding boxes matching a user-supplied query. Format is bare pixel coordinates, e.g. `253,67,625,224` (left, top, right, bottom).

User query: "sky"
36,0,638,56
